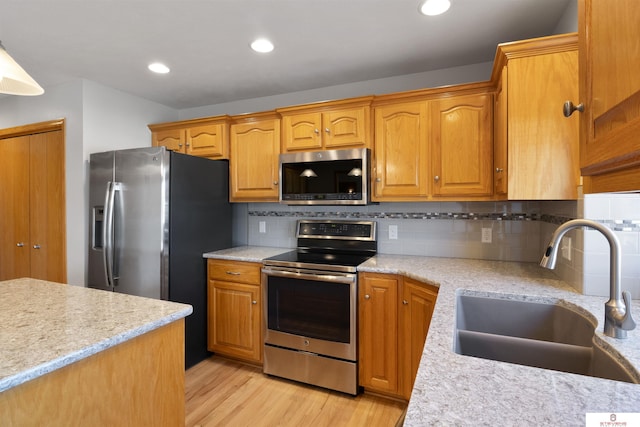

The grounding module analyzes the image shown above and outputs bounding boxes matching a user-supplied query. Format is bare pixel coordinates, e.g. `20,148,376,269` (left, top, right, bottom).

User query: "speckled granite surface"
359,254,640,427
0,278,192,393
203,245,288,262
206,247,640,425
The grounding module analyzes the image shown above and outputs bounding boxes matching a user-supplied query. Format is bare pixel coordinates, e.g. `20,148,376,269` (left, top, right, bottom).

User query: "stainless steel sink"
454,292,638,383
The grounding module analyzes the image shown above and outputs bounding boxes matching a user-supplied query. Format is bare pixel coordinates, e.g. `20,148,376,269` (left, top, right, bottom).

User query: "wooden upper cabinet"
229,112,281,202
185,123,227,158
493,67,508,197
373,86,493,201
278,97,373,152
373,101,430,200
431,93,493,197
578,0,640,193
491,33,580,200
149,116,230,159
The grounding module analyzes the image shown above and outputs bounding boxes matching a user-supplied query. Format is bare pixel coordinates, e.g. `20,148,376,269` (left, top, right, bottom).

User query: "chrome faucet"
540,219,636,339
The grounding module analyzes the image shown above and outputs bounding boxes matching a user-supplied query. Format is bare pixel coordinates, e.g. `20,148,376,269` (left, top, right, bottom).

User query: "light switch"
259,221,266,233
481,228,492,243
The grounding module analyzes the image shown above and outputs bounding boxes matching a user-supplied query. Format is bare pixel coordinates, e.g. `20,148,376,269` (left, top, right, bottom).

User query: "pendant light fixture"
0,41,44,96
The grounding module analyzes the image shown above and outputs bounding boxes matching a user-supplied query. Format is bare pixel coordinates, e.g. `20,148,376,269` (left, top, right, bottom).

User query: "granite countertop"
0,278,192,393
359,254,640,426
205,246,640,425
203,245,289,262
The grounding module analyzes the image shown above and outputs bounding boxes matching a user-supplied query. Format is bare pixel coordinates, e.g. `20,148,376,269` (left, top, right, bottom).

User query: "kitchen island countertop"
203,246,640,425
0,277,192,393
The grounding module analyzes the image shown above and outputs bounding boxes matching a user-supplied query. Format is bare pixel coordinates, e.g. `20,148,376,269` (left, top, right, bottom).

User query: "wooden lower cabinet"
358,272,438,400
207,259,263,364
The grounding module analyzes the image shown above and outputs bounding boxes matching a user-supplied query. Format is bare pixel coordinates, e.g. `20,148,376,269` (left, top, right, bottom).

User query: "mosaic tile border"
248,211,640,232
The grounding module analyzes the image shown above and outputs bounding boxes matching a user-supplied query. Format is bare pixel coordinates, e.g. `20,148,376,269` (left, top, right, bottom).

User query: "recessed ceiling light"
148,62,170,74
250,38,274,53
419,0,451,16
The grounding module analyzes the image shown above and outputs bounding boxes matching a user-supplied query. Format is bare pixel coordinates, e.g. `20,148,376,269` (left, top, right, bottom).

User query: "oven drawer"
208,259,261,284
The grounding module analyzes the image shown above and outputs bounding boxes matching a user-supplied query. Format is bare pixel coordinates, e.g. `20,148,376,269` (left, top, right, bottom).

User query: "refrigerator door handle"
103,181,121,288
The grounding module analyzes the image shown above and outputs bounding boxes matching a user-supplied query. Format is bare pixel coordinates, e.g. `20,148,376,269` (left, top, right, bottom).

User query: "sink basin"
454,291,638,383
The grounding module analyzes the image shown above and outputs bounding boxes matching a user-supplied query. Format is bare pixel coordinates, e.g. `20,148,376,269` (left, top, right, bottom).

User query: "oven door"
262,266,357,361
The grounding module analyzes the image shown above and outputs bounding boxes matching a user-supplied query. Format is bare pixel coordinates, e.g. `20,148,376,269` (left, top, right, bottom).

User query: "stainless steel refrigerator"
88,146,231,368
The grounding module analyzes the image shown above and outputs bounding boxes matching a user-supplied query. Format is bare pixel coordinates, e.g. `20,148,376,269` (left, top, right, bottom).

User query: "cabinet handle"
33,244,41,249
16,242,24,247
364,294,370,300
434,175,440,182
495,168,504,173
252,300,257,305
402,300,408,305
375,177,381,183
325,128,330,134
563,101,584,117
225,271,241,275
314,129,320,135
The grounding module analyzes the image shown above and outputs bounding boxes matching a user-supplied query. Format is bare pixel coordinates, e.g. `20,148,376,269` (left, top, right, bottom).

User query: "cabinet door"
29,131,66,283
230,119,280,201
373,102,429,200
358,273,399,395
431,94,493,197
399,278,438,400
152,129,186,152
282,112,322,151
0,136,30,280
323,107,370,149
208,280,262,363
186,123,227,158
579,0,640,192
508,51,579,199
494,68,508,197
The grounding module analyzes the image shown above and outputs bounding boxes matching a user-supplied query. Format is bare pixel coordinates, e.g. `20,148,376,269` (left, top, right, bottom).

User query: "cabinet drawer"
208,259,261,284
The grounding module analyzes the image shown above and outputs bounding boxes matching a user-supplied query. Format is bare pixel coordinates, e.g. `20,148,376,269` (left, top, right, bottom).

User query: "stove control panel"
296,220,376,240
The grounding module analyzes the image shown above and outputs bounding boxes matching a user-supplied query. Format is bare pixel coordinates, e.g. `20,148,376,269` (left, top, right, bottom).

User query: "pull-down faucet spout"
540,219,636,339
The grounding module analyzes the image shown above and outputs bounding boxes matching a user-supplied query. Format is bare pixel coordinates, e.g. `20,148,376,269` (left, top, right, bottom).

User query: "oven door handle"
262,267,356,285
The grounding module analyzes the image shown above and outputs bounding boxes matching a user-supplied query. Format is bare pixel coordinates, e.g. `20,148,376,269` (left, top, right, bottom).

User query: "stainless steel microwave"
279,148,370,205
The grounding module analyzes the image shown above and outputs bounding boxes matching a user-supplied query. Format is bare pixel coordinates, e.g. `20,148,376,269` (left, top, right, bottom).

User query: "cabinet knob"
364,294,370,300
252,300,257,305
16,242,24,247
325,128,330,134
495,168,504,173
563,101,584,117
402,300,408,305
375,177,381,183
178,143,183,148
434,175,440,182
185,142,190,147
273,181,279,186
314,128,320,135
33,244,41,249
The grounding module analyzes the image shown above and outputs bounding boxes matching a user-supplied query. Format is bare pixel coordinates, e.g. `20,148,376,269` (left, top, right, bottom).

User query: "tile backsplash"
241,195,640,299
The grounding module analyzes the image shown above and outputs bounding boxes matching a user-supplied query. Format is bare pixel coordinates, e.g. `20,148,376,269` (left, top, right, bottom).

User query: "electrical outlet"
481,227,492,243
389,225,398,240
259,221,266,233
561,236,572,261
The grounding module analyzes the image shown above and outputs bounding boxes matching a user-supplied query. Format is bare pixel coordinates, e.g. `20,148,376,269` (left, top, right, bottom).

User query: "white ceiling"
1,0,573,110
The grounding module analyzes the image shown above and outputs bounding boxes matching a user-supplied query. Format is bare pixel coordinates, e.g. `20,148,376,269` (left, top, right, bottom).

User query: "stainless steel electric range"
261,219,377,395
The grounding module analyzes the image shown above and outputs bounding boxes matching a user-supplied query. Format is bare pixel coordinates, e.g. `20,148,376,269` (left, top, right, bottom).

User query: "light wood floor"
185,356,407,427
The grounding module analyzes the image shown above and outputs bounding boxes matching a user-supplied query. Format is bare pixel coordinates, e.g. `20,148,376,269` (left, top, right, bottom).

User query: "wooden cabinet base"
0,320,186,426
